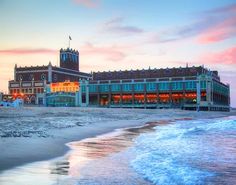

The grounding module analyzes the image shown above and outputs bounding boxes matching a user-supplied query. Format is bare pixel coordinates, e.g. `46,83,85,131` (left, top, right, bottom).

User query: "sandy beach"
0,107,236,185
0,107,235,172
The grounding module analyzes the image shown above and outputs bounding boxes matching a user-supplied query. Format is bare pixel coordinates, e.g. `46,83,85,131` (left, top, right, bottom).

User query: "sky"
0,0,236,107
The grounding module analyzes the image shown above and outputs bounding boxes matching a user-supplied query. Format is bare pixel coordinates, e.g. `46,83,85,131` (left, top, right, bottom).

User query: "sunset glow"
0,0,235,106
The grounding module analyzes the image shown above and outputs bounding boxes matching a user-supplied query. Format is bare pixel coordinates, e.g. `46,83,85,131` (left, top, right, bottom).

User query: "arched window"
41,73,46,80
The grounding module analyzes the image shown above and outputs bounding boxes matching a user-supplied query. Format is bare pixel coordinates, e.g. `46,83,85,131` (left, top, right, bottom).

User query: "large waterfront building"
7,47,230,111
8,48,91,104
79,66,230,111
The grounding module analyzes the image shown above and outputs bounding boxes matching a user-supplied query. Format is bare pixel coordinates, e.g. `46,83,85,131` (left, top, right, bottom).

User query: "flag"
69,36,72,40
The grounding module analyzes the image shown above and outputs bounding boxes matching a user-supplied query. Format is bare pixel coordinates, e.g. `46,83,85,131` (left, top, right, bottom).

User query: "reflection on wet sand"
0,121,168,185
55,121,168,178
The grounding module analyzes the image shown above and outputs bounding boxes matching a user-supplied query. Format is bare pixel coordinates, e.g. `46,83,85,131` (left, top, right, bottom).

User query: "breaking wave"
131,117,236,185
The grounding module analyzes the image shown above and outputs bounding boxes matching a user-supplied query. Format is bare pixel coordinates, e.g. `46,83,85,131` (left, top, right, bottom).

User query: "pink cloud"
145,4,236,44
81,43,127,61
200,46,236,65
0,48,57,55
198,15,236,43
73,0,100,8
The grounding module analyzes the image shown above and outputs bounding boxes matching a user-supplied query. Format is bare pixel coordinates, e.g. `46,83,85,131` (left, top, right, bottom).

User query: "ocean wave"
131,117,236,185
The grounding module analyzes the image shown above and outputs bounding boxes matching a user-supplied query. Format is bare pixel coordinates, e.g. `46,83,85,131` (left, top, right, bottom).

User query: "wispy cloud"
147,3,236,44
0,48,57,55
102,17,144,35
197,4,236,43
206,3,236,14
81,42,127,61
72,0,100,8
200,46,236,65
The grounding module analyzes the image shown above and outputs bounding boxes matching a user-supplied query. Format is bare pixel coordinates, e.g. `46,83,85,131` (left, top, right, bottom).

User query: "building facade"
79,66,230,111
46,81,80,107
8,48,91,104
7,47,230,111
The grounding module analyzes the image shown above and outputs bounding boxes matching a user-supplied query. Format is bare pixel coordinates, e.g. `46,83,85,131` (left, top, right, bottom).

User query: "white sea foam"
131,117,236,185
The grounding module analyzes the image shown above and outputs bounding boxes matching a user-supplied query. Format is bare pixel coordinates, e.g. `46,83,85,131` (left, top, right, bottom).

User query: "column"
97,81,100,106
75,91,79,107
206,80,212,111
86,81,89,106
196,80,201,111
108,80,111,107
131,80,134,107
120,80,122,108
78,80,82,106
144,79,147,109
156,79,159,108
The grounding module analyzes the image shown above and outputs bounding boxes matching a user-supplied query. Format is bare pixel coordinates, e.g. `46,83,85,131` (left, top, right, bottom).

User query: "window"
122,84,132,92
172,82,183,90
146,83,156,91
158,82,169,91
53,74,57,81
29,74,34,81
200,81,206,89
89,85,97,92
134,83,144,91
185,81,196,90
41,73,46,80
100,85,109,92
18,75,23,81
111,84,121,92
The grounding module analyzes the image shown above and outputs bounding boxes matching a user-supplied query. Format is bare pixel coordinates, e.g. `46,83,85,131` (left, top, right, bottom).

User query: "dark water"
0,117,235,185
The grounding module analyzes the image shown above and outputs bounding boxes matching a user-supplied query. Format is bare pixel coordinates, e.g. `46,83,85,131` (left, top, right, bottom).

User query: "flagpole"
68,36,72,48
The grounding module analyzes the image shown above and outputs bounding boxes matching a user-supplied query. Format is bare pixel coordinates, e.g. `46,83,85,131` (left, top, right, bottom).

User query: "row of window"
83,81,207,93
18,74,46,81
46,96,75,106
213,82,229,96
60,53,78,62
10,88,44,94
51,87,78,93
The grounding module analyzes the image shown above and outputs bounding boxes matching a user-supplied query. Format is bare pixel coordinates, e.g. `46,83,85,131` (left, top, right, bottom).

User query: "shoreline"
0,120,170,185
0,107,235,173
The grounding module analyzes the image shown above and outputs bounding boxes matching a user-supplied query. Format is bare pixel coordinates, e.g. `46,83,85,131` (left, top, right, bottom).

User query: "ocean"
0,116,235,185
131,116,236,185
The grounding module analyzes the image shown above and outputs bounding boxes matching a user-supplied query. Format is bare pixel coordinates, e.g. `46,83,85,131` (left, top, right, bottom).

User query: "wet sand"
0,120,169,185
